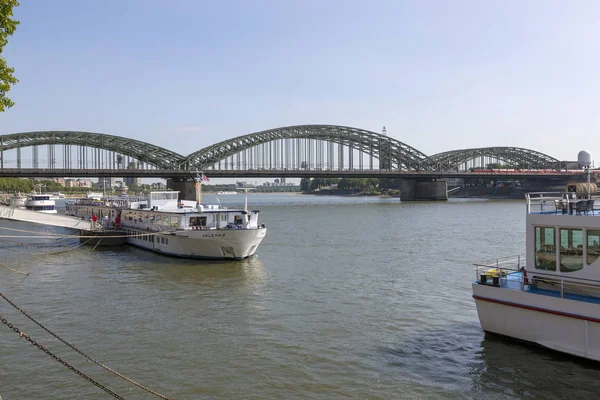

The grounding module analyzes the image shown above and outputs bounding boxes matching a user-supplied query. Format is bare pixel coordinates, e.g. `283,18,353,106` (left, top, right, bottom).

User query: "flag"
201,174,210,182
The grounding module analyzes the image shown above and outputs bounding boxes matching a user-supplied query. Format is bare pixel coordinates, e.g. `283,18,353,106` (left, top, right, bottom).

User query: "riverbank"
309,188,401,197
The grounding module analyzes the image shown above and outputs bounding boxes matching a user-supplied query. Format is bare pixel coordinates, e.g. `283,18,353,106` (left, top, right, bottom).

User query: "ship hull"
123,226,267,260
473,283,600,362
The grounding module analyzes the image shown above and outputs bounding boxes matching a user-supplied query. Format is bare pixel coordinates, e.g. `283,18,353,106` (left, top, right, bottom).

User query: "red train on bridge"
468,168,595,175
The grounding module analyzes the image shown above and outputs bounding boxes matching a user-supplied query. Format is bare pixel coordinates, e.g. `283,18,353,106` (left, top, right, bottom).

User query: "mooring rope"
0,312,125,399
0,236,96,257
0,225,80,237
0,261,28,276
0,225,176,239
0,291,170,399
92,236,103,250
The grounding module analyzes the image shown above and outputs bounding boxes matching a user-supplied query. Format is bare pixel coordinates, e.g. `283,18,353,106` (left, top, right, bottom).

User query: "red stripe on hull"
472,295,600,324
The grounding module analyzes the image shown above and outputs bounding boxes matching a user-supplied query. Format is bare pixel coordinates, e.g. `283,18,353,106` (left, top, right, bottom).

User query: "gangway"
0,205,94,230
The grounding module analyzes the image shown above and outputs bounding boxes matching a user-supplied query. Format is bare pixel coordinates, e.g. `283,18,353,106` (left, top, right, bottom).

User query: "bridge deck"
0,206,93,231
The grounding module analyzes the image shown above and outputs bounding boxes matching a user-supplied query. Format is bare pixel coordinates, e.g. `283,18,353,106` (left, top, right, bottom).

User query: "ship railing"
474,254,525,288
525,271,600,299
474,256,600,297
526,192,600,215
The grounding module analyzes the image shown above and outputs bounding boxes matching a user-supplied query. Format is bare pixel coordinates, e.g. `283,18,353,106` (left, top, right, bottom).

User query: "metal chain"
0,291,170,399
0,313,125,399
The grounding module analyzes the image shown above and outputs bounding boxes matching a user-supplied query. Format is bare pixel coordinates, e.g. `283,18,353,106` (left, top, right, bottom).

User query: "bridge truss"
425,147,563,172
0,131,183,171
182,125,430,172
0,127,565,177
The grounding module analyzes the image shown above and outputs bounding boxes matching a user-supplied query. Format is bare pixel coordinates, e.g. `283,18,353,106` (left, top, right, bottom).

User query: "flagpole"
195,173,208,205
195,174,201,205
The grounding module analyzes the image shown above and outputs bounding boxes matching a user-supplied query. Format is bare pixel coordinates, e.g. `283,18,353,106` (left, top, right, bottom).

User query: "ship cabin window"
151,192,178,201
190,216,207,227
535,226,556,271
234,215,243,226
170,216,179,227
220,214,227,222
587,229,600,265
559,228,584,272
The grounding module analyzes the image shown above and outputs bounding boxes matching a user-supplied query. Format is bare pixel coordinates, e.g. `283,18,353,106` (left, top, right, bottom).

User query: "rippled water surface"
1,194,600,399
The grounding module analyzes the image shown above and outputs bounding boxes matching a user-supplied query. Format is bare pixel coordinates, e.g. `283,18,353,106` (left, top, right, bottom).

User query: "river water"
1,194,600,399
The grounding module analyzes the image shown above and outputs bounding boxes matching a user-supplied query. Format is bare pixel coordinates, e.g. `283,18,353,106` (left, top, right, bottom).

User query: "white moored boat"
472,151,600,361
24,194,58,214
65,182,266,260
9,193,28,208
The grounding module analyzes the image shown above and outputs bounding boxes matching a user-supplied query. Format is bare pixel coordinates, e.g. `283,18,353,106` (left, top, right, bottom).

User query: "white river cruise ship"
472,152,600,361
65,190,266,260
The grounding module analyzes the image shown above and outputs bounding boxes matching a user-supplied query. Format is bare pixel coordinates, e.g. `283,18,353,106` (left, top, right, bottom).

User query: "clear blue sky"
2,0,600,163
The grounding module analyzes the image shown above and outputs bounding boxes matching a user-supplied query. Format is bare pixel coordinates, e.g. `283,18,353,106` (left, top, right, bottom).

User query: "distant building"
98,177,116,189
125,161,142,187
65,178,93,188
151,182,167,190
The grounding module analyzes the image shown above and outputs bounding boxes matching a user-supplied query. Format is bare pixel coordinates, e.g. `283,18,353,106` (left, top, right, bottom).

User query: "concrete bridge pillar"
401,180,448,201
167,178,196,201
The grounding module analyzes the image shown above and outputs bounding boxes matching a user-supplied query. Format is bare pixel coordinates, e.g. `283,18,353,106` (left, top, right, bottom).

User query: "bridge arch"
425,147,562,172
0,131,184,169
182,124,431,171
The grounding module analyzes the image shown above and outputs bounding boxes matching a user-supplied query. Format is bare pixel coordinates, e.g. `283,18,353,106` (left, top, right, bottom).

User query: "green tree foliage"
39,179,64,192
0,0,19,111
301,177,389,193
300,178,311,192
0,177,32,193
309,178,339,192
379,178,403,190
337,178,368,190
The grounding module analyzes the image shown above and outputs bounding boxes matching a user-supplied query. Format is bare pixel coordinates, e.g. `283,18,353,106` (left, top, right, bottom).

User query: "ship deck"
476,271,600,305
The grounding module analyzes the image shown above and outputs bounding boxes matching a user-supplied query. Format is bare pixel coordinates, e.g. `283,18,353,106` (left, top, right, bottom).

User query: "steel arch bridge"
182,124,429,171
0,126,564,176
0,131,183,170
425,147,563,172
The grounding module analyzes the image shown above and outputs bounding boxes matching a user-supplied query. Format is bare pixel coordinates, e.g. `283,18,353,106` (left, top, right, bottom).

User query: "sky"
2,0,600,165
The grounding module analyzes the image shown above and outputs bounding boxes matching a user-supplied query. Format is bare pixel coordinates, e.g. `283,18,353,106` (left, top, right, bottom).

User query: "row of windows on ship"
121,212,244,228
535,226,600,272
124,229,169,245
71,207,246,229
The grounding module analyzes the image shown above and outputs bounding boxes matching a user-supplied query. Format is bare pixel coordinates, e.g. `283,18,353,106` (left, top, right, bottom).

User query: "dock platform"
0,205,94,230
80,230,126,246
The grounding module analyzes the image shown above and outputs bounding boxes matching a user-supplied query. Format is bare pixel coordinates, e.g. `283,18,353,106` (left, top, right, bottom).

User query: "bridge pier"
167,179,196,200
401,180,447,201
